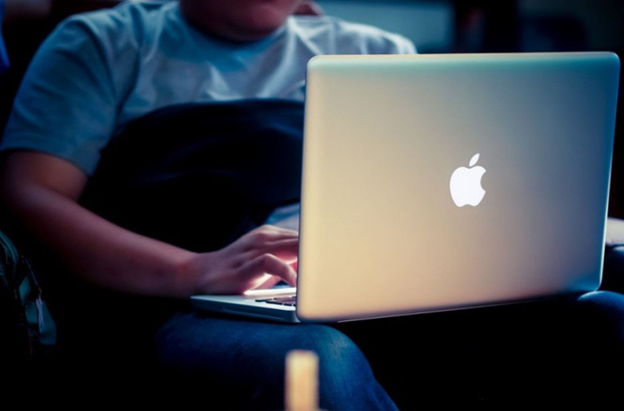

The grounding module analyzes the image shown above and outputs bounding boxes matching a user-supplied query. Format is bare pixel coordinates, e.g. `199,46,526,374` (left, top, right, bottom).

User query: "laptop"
190,51,620,324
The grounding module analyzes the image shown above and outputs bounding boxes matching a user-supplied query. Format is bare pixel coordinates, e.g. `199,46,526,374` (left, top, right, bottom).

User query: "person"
0,0,622,409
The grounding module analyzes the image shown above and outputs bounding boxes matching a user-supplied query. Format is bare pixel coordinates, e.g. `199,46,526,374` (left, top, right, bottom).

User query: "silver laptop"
191,51,620,324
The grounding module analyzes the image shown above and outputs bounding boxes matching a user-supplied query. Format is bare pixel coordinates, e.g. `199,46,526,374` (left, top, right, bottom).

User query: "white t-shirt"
0,0,416,177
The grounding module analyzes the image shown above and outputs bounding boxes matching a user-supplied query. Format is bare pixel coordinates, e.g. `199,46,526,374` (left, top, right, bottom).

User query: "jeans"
142,290,624,410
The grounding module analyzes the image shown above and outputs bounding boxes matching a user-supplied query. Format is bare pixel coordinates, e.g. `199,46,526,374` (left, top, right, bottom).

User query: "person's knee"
247,325,383,410
301,325,376,384
153,318,380,402
570,290,624,354
254,324,377,387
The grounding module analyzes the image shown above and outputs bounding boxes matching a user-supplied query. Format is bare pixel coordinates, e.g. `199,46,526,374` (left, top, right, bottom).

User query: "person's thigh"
331,290,624,408
151,309,401,411
146,291,624,409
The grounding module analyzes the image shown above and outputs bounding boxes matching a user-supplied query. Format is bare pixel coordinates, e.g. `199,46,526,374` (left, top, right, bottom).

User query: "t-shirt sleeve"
370,31,417,55
392,34,417,55
0,16,118,177
329,18,418,56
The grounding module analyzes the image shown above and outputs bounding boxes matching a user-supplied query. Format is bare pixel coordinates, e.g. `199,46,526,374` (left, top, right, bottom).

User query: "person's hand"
185,224,299,296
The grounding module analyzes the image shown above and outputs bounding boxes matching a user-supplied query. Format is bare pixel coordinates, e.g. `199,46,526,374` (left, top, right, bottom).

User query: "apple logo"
450,153,486,207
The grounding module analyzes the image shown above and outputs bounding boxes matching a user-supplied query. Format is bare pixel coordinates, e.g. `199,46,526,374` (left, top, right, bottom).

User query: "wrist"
172,249,203,298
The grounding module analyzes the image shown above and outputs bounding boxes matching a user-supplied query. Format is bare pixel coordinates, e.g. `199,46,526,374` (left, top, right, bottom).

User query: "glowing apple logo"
450,153,486,207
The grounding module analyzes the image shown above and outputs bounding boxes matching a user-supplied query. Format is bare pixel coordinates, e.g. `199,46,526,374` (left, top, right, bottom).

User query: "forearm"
2,185,198,298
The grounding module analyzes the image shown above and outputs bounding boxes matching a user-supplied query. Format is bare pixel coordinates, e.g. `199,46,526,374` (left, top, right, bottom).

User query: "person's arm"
0,10,298,297
0,150,298,298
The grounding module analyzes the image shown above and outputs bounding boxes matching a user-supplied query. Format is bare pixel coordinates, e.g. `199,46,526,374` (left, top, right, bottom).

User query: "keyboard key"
255,295,297,306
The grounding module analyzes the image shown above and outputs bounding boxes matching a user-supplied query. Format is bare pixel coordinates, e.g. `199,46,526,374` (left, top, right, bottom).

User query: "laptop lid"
296,52,620,323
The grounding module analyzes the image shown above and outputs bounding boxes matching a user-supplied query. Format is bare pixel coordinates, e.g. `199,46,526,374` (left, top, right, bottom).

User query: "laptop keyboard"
255,295,297,307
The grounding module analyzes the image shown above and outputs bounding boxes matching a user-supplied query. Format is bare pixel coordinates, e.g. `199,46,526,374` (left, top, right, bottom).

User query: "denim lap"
153,310,400,411
151,291,624,409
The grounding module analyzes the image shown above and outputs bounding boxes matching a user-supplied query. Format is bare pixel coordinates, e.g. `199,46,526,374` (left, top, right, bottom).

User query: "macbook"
191,51,620,324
